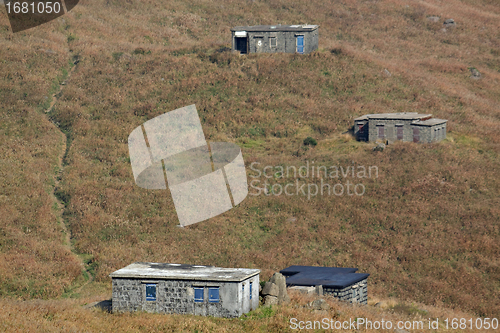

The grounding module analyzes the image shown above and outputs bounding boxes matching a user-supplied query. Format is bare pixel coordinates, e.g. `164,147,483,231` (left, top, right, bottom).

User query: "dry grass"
0,0,499,329
0,293,480,333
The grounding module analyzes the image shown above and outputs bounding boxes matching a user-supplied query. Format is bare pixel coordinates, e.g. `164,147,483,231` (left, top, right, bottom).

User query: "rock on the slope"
264,295,278,306
262,282,279,297
269,272,290,304
470,68,481,79
373,143,386,152
443,19,456,28
309,299,330,311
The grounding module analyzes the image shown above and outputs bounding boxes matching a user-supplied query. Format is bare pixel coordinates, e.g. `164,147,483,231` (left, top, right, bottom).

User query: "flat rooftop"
280,265,369,289
231,25,319,32
110,262,260,282
412,118,448,126
354,113,432,121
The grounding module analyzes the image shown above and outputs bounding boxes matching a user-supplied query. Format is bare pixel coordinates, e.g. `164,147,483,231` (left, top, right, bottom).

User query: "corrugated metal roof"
231,25,319,32
280,265,369,289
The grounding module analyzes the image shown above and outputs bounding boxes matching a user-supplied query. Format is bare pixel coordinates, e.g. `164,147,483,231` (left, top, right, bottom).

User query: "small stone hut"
280,266,369,304
354,113,447,143
231,25,319,54
110,262,259,317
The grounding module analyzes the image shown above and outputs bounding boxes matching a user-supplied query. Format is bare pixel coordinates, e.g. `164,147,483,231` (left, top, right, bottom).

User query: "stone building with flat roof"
110,262,259,317
354,113,447,143
280,266,369,304
231,24,319,54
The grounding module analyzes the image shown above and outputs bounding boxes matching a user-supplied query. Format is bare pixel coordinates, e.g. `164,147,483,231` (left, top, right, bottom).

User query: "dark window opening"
249,282,253,300
146,284,156,301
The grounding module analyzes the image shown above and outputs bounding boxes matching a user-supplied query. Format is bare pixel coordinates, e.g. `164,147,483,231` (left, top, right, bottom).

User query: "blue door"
296,35,304,54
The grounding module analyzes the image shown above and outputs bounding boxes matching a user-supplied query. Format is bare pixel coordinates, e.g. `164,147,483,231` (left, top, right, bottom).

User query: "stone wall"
233,29,318,54
323,278,368,304
356,119,447,144
112,276,259,318
367,119,416,143
113,278,230,317
414,123,447,143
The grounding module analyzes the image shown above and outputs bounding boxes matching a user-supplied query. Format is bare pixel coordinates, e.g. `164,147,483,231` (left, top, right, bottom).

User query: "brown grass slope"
0,0,499,323
0,293,482,333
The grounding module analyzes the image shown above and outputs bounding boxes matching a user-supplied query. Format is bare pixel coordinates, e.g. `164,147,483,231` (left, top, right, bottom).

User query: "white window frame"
269,36,277,48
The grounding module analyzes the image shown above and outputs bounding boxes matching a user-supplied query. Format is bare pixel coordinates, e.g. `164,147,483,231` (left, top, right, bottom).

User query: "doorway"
413,127,420,143
235,37,248,54
296,35,304,54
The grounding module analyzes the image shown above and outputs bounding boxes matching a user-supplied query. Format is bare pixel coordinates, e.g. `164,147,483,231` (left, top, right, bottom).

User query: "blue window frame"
145,284,156,301
296,35,304,54
208,287,219,303
194,287,204,302
249,282,252,300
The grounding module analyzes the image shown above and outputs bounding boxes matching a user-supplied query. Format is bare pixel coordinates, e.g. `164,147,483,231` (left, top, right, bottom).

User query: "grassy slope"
0,0,499,327
0,21,82,297
0,293,482,333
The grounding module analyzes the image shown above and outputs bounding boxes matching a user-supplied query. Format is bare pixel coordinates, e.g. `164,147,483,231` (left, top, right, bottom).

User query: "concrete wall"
356,119,447,143
323,278,368,304
232,29,318,54
239,275,260,314
112,276,259,317
367,119,416,143
415,123,447,143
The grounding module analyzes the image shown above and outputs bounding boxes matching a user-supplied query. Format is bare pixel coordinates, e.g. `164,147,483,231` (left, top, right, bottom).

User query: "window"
269,37,277,48
413,127,420,143
249,282,253,300
194,287,204,302
208,287,219,303
378,125,385,139
146,284,156,301
396,126,403,140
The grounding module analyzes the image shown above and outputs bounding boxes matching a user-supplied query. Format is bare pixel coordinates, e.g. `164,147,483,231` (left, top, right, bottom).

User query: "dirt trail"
46,63,78,114
46,57,94,294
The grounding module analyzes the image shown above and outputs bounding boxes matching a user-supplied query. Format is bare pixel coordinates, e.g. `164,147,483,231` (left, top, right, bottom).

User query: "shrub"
303,137,318,146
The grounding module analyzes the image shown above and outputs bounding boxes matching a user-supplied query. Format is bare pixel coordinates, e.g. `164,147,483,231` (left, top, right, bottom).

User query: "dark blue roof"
280,265,369,289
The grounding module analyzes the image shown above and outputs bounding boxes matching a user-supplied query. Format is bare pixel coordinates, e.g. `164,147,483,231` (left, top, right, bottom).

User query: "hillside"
0,0,499,330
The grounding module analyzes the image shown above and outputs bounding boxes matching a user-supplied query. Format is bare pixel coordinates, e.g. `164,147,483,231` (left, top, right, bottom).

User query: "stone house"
231,25,319,54
354,113,447,143
280,266,369,304
110,262,259,318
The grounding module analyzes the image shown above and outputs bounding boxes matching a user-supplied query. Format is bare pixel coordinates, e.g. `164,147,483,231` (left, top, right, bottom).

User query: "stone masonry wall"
360,119,446,144
367,119,415,143
112,278,241,317
238,30,318,54
323,278,368,305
